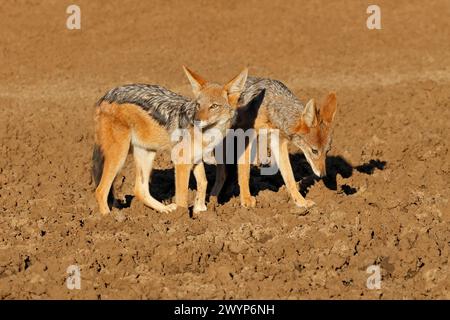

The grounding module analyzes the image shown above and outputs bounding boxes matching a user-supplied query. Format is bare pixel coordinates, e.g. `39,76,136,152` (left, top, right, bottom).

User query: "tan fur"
94,67,248,215
94,102,176,214
215,92,337,209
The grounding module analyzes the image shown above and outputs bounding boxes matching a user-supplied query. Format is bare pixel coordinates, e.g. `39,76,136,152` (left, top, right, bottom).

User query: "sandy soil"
0,0,449,299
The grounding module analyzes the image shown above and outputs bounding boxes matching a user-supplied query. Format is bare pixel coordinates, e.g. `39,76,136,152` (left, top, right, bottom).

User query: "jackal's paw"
160,203,177,213
295,199,316,208
193,203,207,214
241,195,256,208
99,207,111,216
209,196,219,206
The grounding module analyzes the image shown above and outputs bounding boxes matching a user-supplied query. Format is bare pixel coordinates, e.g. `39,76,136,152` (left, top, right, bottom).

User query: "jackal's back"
97,84,198,130
239,77,304,133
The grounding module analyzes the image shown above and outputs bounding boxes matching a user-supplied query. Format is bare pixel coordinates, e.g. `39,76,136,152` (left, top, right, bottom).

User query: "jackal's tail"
92,144,115,206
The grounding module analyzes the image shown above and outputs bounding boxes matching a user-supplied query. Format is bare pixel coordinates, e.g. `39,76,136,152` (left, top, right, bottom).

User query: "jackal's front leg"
175,163,193,209
237,143,256,208
193,162,207,213
210,164,226,204
274,138,315,208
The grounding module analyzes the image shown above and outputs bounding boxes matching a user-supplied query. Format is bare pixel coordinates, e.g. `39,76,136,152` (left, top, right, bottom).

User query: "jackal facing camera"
92,66,248,215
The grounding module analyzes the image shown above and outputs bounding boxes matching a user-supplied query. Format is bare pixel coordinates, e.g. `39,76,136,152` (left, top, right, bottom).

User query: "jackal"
92,66,248,215
210,76,337,208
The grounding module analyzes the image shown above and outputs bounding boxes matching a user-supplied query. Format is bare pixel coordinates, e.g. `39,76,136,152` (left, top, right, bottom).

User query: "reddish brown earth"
0,0,449,299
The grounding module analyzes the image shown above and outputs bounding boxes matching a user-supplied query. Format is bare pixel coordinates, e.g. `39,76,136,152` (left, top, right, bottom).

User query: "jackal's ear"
320,92,337,125
224,68,248,107
290,99,317,134
183,66,207,97
302,99,318,128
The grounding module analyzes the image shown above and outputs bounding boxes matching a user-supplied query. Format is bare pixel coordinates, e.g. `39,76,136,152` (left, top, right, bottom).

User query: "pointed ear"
320,92,337,125
302,99,318,128
290,99,317,134
183,65,207,97
224,67,248,107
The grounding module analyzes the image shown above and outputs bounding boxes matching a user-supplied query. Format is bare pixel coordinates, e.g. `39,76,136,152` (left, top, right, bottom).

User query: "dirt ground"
0,0,449,299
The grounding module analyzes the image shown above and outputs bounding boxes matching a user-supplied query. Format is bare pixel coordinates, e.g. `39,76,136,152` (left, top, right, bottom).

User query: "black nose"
320,170,327,178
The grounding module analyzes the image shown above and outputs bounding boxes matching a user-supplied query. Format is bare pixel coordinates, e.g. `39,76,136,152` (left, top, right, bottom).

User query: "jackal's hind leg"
95,141,129,215
133,146,176,213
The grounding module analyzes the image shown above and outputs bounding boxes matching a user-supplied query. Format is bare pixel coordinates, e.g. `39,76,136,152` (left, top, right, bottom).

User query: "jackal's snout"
309,158,327,178
316,163,327,178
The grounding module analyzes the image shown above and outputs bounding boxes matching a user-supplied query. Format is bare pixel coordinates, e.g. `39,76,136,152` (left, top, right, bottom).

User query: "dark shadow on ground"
113,155,387,208
213,155,387,204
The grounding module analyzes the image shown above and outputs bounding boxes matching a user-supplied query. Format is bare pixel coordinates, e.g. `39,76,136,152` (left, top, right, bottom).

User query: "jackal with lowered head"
211,76,337,209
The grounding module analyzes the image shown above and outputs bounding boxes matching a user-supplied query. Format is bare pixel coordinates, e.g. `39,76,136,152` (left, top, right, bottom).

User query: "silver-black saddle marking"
97,84,199,130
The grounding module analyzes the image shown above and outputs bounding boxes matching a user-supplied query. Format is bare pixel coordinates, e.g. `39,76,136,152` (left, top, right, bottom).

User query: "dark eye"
311,148,319,155
210,104,220,109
